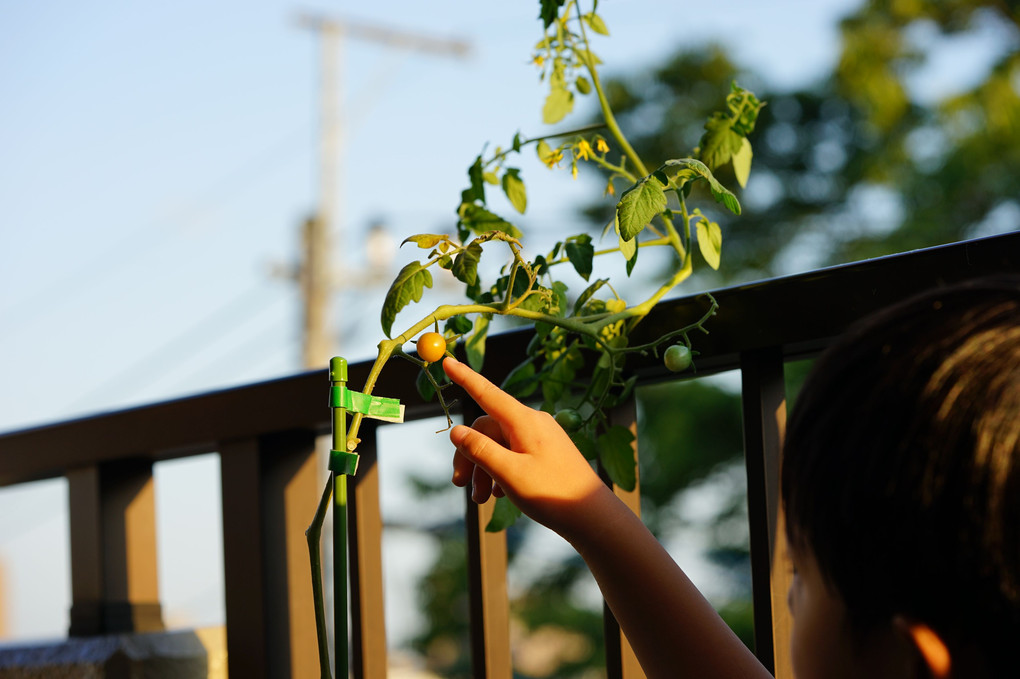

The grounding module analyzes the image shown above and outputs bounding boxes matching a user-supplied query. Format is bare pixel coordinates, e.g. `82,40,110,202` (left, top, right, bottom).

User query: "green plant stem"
306,478,334,679
574,3,648,177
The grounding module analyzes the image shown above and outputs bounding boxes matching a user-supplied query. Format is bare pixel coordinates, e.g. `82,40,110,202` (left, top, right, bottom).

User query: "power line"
66,284,281,414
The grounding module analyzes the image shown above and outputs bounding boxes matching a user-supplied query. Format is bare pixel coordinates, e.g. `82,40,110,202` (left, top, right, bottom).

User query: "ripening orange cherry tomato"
416,332,447,363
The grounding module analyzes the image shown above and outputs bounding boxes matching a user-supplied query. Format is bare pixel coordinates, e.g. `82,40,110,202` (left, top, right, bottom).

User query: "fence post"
462,398,513,679
740,347,793,678
598,396,646,679
220,431,319,679
348,424,388,679
67,459,164,636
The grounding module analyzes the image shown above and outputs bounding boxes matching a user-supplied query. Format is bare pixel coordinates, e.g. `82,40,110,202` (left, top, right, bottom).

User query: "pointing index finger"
442,356,525,420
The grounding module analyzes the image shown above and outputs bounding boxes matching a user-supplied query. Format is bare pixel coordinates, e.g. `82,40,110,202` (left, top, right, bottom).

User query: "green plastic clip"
330,385,404,423
329,449,360,476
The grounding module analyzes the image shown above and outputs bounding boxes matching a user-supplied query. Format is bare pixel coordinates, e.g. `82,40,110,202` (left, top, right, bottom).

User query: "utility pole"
297,15,469,369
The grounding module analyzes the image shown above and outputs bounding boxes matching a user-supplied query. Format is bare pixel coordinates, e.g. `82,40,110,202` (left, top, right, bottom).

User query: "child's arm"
443,356,772,679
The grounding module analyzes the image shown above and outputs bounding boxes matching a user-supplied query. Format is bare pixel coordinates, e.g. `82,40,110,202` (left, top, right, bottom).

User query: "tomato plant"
335,0,760,514
416,332,447,363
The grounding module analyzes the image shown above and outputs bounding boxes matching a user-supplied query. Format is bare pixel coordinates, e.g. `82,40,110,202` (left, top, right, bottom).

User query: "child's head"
781,276,1020,678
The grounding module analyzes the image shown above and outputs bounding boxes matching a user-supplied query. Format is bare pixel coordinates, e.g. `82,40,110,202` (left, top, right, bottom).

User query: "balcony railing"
1,232,1017,678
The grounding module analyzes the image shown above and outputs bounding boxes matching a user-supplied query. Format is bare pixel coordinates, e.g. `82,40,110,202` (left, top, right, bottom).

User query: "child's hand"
443,356,613,538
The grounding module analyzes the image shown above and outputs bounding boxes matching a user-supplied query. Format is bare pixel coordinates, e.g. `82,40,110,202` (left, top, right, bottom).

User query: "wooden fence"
0,232,1016,678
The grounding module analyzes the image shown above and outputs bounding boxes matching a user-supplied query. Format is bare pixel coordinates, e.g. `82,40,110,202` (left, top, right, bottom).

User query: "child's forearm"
566,488,773,679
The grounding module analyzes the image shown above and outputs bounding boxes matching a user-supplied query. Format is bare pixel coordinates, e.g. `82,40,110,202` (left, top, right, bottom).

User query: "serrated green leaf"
445,315,473,335
501,358,539,399
485,496,522,532
732,137,752,188
512,131,523,153
542,85,574,125
583,12,609,35
452,242,483,287
539,0,566,28
598,425,636,491
570,430,598,460
564,234,594,281
615,176,667,241
696,219,723,270
482,171,499,185
381,261,433,337
699,114,743,171
458,204,524,239
573,278,608,314
663,159,741,215
502,169,527,214
466,314,489,371
400,234,447,249
465,155,486,203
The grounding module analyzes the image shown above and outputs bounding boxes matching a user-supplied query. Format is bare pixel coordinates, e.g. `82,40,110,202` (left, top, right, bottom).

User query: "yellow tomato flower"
571,163,578,180
543,148,563,169
575,139,592,162
532,54,545,68
596,138,610,153
605,179,616,196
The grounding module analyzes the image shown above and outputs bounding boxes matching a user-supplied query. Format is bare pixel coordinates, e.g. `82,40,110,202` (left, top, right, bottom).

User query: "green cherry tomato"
554,408,583,432
664,344,692,372
416,332,447,363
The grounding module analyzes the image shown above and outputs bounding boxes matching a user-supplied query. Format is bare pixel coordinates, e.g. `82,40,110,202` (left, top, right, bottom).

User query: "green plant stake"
308,357,403,679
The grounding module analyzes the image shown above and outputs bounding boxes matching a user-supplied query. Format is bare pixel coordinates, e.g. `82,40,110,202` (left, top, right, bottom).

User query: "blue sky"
1,0,869,646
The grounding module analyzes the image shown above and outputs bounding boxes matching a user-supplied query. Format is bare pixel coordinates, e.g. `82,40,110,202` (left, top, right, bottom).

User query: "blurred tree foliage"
409,2,1019,676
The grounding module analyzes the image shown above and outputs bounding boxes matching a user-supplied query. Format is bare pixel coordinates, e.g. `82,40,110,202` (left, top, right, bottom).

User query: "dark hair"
781,276,1020,673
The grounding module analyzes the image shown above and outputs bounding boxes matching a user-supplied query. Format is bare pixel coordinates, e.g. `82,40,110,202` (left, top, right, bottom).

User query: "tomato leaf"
542,84,574,125
452,241,483,287
501,358,539,399
696,219,723,270
615,175,667,241
565,234,594,281
401,234,447,249
582,12,610,35
573,278,608,314
485,496,522,532
465,314,489,371
699,113,743,171
538,0,566,28
732,137,753,188
598,425,636,491
445,315,473,335
663,159,741,215
463,155,486,204
381,261,433,337
458,204,524,239
502,168,528,214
